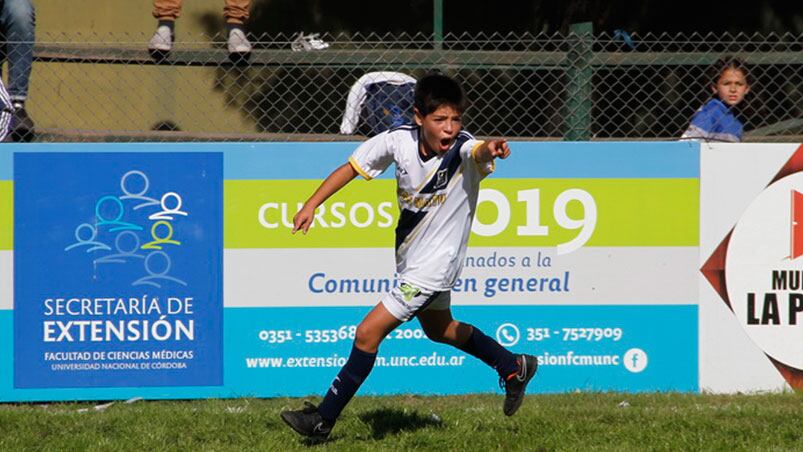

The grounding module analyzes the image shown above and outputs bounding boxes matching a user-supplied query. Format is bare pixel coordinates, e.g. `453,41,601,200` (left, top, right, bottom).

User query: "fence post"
564,21,593,141
433,0,443,50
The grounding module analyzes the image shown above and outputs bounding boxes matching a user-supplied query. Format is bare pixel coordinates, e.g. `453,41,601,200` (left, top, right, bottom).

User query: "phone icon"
495,323,520,346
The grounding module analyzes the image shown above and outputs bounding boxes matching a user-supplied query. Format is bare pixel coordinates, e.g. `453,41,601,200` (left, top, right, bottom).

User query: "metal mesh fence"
13,31,803,142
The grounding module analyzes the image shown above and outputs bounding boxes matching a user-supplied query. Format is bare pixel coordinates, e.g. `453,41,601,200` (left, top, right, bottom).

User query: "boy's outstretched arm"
292,162,359,234
473,139,511,162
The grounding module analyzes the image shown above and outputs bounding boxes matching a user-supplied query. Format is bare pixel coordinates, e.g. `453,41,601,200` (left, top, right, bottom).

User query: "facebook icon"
623,348,649,373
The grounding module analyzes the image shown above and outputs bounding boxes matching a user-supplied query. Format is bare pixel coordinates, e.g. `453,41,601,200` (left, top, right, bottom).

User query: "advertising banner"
13,152,223,389
699,143,803,392
0,141,699,401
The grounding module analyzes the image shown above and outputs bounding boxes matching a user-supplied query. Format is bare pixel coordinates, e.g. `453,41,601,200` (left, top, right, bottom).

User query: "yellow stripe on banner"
1,178,699,251
0,181,11,250
225,178,699,249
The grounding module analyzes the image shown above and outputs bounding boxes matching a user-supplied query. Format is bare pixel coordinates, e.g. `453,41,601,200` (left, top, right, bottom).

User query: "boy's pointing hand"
489,140,511,159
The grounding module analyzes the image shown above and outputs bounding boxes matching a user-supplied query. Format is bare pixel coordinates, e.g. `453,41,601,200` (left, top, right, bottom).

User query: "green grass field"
0,392,801,451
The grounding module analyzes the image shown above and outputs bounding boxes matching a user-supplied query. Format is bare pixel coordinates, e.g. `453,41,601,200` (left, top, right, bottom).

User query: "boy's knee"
424,320,471,346
423,323,457,345
421,324,449,343
354,323,380,352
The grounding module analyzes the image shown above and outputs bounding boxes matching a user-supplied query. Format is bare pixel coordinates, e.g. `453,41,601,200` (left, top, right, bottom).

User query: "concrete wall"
24,0,252,135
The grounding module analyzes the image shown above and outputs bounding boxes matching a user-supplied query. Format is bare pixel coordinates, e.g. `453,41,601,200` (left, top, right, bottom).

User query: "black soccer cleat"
500,354,538,416
280,401,333,440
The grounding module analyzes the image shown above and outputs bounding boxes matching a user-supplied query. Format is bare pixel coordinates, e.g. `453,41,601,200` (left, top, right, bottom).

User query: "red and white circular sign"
727,172,803,370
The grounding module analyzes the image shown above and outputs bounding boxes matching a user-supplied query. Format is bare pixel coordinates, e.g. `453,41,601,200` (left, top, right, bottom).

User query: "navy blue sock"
456,326,518,377
226,23,244,33
317,344,377,424
157,20,175,32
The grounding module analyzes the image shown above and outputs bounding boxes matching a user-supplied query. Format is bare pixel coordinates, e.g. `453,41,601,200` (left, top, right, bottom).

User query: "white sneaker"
228,28,252,54
306,33,329,50
291,32,330,51
148,25,173,52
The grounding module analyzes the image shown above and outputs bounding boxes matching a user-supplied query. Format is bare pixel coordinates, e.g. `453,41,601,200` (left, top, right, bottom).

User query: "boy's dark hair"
414,73,467,116
709,56,750,86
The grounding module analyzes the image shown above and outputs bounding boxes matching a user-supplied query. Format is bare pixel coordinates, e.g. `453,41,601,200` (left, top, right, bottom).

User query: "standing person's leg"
223,0,251,54
148,0,181,52
152,0,182,21
0,0,33,105
281,303,401,439
0,0,35,142
223,0,249,25
417,305,538,416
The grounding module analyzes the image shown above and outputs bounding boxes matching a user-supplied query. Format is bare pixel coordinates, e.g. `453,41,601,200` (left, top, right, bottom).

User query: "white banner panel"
225,246,698,307
0,251,9,310
699,142,800,393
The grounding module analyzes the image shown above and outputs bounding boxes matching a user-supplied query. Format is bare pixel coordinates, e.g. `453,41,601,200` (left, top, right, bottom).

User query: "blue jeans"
0,0,34,102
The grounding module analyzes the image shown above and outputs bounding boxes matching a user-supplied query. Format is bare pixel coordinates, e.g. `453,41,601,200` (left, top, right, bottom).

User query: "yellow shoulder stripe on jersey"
470,141,494,175
470,140,486,161
348,156,373,180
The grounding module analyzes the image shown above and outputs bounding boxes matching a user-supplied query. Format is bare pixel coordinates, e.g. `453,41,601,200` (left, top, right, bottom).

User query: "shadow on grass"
358,407,444,439
300,436,333,447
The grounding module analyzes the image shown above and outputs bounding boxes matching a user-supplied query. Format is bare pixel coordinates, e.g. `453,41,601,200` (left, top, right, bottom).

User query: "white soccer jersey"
348,125,493,291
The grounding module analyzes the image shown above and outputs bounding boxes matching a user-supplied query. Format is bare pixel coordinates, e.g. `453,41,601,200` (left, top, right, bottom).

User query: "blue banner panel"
13,152,223,388
224,305,698,395
0,305,696,401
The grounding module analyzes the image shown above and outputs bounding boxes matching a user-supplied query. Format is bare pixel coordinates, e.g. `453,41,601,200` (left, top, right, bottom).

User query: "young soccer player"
681,56,750,142
280,73,538,440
